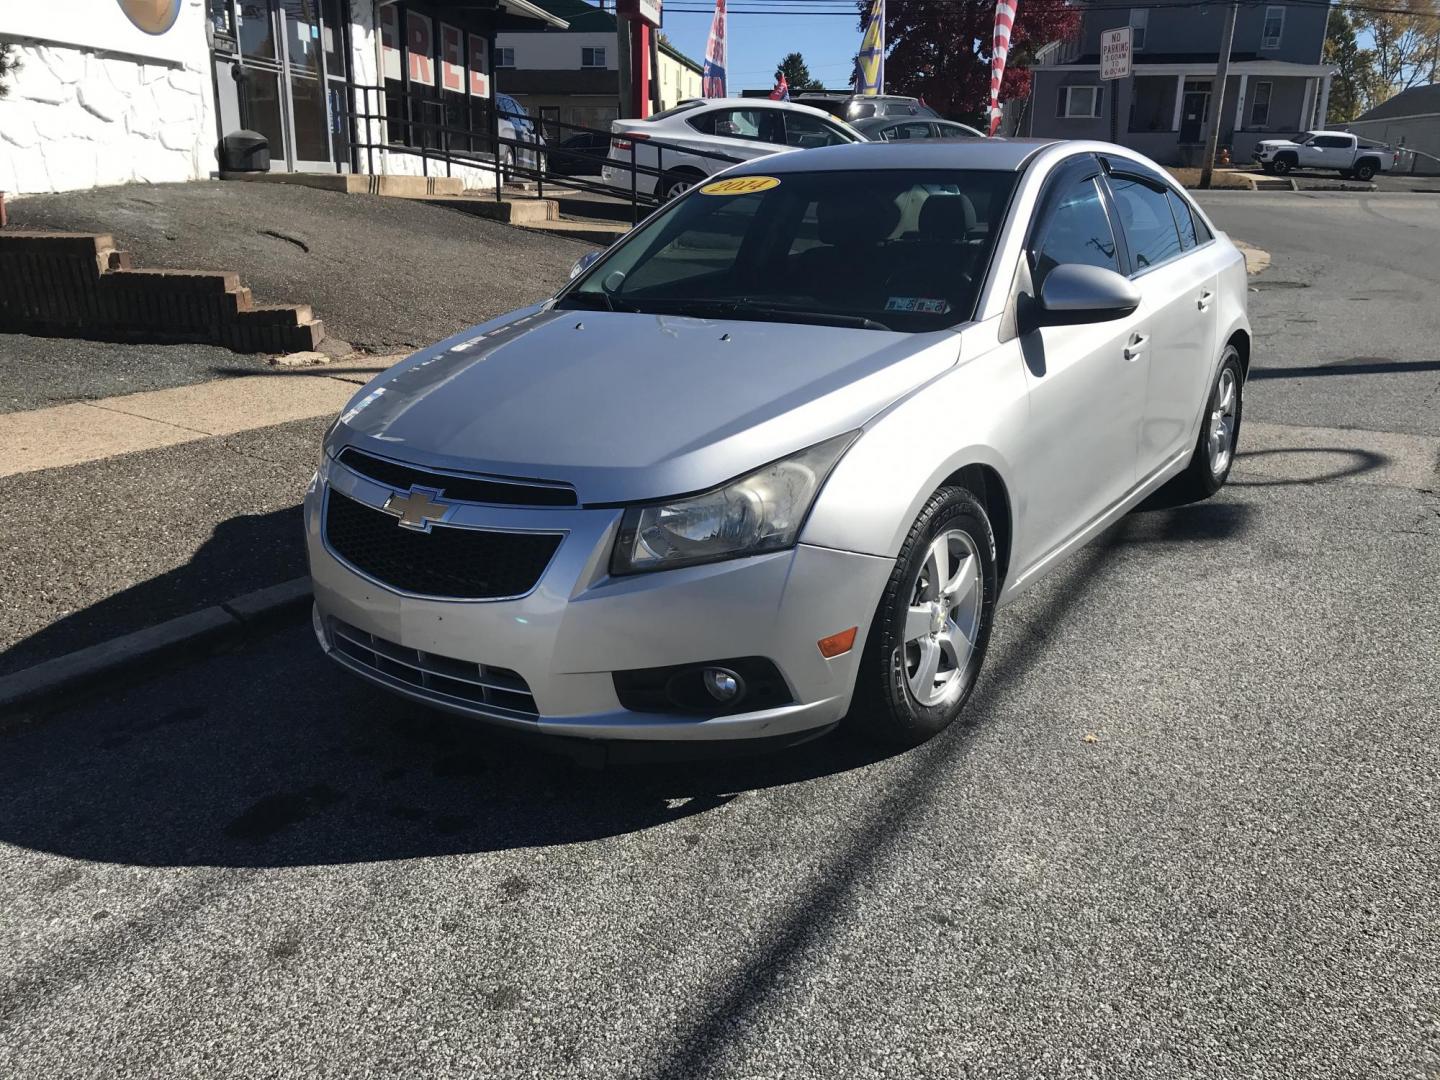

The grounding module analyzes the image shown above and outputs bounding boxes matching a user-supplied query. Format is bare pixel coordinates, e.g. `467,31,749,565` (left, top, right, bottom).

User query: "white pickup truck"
1253,130,1396,180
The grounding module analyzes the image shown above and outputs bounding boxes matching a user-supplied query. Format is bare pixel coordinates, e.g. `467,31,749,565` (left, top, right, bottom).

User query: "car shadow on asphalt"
0,507,307,679
0,493,1256,872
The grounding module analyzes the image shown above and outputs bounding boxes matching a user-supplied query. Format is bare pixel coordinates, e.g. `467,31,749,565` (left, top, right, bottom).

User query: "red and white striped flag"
989,0,1018,135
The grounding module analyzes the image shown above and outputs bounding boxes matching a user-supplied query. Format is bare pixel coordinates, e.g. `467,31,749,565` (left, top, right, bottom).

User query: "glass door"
279,0,335,170
236,0,290,169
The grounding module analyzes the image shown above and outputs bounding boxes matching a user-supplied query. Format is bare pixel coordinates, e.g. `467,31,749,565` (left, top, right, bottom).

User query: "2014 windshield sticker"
699,176,782,196
885,297,950,314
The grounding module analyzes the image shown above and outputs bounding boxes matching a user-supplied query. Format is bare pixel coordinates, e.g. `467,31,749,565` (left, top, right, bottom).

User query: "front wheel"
848,487,997,748
1271,156,1293,175
1261,162,1277,174
1168,345,1243,502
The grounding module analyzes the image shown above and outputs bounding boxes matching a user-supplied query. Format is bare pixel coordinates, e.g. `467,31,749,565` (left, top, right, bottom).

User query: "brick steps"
0,231,323,354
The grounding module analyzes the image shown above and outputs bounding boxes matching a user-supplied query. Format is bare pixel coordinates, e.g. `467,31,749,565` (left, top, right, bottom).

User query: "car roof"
647,98,852,124
726,138,1061,174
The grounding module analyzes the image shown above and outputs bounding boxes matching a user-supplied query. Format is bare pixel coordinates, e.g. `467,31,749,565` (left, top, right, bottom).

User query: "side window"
1314,135,1350,148
938,123,980,138
1108,175,1183,272
1030,175,1119,289
783,112,854,149
689,108,777,142
887,121,933,141
1166,189,1198,250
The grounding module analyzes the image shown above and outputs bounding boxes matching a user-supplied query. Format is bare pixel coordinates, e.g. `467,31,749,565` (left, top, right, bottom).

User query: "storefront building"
0,0,564,195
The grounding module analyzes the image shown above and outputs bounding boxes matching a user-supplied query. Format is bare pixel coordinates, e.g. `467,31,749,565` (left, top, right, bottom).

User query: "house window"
496,47,515,67
1248,80,1272,127
1129,75,1177,132
1129,8,1148,50
1059,85,1103,118
1261,6,1284,49
581,46,606,68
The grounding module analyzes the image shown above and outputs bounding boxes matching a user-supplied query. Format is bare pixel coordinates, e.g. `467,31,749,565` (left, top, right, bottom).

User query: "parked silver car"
306,139,1249,750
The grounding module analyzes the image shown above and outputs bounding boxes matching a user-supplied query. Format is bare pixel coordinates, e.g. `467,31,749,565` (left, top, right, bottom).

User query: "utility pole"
1200,0,1239,189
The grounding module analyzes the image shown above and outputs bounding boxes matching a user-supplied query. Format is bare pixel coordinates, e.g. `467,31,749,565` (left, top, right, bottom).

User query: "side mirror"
1037,263,1141,325
568,250,602,281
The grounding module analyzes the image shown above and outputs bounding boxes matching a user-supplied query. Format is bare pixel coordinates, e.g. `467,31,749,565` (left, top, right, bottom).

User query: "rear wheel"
662,169,705,201
1168,345,1243,502
849,487,997,748
1354,159,1377,181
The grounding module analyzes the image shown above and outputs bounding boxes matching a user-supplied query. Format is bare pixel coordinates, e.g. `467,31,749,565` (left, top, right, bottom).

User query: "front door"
1179,87,1210,143
231,0,349,172
1016,164,1148,569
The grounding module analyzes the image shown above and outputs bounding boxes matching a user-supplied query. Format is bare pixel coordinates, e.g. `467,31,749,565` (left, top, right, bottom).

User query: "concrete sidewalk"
0,354,404,478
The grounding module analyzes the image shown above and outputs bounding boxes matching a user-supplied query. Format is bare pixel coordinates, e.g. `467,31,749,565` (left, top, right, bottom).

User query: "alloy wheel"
1208,366,1238,476
902,528,983,707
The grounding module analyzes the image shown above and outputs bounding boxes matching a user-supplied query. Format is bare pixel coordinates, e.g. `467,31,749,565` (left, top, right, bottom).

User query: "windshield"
557,168,1017,333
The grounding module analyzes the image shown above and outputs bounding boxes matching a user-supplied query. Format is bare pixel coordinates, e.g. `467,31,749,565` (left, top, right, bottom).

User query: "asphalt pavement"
7,181,585,355
1,191,1438,1079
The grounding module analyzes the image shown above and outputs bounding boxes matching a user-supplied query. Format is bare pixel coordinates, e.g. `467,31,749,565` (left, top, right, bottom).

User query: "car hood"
1257,139,1300,149
332,304,959,503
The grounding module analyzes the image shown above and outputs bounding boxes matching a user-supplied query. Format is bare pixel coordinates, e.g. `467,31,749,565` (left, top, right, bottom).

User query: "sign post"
1100,26,1131,143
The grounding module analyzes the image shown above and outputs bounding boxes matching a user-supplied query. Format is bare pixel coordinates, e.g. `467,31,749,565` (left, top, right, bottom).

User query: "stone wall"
0,0,216,195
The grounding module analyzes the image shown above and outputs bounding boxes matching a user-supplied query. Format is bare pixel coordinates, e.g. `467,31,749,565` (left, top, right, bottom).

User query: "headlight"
610,432,858,575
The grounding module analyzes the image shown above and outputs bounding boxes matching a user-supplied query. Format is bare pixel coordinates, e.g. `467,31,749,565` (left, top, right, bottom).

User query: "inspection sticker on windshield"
699,176,781,196
885,297,950,314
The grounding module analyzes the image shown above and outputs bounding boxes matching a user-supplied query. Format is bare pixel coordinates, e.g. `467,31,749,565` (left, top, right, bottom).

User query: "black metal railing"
343,84,746,226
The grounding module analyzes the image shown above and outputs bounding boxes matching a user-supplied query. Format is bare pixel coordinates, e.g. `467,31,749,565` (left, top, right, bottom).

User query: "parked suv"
1253,130,1395,180
794,93,941,123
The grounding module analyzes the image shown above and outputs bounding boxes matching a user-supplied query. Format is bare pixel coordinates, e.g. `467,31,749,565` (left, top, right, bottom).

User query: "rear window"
558,168,1018,333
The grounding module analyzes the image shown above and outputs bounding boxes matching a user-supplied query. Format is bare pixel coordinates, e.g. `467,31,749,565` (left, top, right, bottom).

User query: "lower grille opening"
330,619,538,717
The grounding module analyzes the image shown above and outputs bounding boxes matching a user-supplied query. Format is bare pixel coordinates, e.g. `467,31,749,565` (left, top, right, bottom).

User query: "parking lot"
1,191,1437,1079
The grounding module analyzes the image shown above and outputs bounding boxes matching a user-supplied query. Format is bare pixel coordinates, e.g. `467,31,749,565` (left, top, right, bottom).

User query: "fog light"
702,667,745,703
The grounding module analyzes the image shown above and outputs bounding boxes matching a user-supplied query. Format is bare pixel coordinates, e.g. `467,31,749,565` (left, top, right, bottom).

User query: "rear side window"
1166,189,1198,250
1108,176,1183,272
688,108,783,143
1031,176,1120,288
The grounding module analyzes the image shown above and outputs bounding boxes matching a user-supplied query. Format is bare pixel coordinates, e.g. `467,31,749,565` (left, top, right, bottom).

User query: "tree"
775,52,824,92
856,0,1079,124
0,45,18,100
1324,6,1378,124
1351,0,1440,107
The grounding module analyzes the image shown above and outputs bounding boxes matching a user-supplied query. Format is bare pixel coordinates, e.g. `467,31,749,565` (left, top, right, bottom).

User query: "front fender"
802,325,1028,562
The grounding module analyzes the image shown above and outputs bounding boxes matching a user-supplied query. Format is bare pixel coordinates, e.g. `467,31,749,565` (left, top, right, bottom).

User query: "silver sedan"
306,139,1249,750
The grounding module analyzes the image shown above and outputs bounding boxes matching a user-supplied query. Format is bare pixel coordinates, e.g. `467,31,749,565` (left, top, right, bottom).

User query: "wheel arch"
939,463,1013,593
1227,327,1251,380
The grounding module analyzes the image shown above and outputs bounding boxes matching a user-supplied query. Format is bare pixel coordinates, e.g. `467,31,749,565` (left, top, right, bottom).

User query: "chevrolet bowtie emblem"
382,486,451,531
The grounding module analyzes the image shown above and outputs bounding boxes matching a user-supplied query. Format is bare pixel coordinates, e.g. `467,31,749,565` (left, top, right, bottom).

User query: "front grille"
325,490,562,599
338,448,577,507
329,619,538,716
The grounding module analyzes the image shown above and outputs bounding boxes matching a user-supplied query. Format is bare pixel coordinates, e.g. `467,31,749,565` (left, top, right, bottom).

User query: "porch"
1028,61,1336,166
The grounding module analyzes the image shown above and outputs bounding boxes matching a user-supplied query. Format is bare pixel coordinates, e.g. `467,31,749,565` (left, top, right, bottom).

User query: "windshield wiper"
556,291,639,313
638,297,892,331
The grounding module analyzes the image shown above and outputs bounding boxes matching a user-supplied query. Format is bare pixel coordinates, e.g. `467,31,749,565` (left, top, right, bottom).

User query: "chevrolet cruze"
306,140,1249,749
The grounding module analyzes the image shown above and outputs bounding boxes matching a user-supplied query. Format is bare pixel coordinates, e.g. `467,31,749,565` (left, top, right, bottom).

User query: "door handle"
1197,289,1214,312
1124,333,1149,361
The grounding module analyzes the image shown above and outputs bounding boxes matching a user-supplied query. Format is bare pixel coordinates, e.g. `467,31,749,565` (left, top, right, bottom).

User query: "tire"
1168,344,1244,502
499,148,514,183
1272,156,1293,175
1353,159,1377,181
1261,162,1277,174
1339,169,1355,180
848,487,998,748
662,170,704,201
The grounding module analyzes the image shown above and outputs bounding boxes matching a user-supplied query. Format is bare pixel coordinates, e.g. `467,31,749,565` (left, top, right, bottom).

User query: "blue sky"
660,8,864,94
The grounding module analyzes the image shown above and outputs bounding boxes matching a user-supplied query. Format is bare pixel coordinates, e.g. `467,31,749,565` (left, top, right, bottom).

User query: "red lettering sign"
468,33,490,97
407,11,434,86
441,24,463,92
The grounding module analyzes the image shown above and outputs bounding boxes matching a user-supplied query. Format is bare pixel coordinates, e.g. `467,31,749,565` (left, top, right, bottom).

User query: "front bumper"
304,459,892,742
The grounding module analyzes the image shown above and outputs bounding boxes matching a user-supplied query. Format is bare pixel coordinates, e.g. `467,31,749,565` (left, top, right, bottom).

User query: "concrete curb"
0,577,312,724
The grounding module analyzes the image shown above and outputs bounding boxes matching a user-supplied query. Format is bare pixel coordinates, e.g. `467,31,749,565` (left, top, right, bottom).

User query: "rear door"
1103,168,1217,473
1016,156,1149,563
